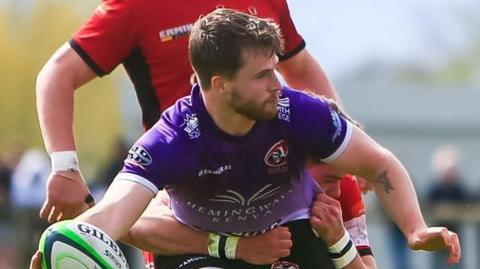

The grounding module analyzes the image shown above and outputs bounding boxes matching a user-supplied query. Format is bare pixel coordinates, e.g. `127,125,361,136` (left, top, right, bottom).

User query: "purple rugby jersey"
116,85,353,236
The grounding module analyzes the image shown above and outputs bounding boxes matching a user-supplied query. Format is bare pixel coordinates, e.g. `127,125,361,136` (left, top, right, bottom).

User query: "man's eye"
256,73,267,78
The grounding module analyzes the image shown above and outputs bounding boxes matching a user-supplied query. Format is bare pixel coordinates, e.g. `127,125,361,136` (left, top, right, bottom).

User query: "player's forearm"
127,214,208,255
36,65,76,152
77,204,133,242
77,180,154,241
285,64,339,102
370,151,427,237
127,212,290,264
360,255,377,269
341,255,376,269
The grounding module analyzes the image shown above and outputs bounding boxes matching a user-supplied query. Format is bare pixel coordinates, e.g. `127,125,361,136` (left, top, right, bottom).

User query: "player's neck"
202,91,255,136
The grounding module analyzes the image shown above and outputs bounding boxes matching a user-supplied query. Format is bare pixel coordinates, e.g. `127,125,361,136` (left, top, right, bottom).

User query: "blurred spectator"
0,143,25,218
90,138,130,201
427,145,469,269
98,138,130,187
0,157,12,218
388,221,412,269
0,143,24,269
0,156,14,269
10,148,50,269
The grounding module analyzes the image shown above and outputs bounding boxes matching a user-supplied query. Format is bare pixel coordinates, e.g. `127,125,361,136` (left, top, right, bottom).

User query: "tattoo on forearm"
375,171,395,194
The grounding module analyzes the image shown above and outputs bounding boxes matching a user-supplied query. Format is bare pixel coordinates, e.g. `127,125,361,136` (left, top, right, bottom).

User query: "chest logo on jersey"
181,113,201,139
265,140,289,168
126,146,152,166
209,184,282,206
277,97,290,122
159,23,193,42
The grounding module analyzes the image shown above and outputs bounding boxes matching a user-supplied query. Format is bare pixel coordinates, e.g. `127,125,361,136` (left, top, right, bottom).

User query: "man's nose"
270,73,281,91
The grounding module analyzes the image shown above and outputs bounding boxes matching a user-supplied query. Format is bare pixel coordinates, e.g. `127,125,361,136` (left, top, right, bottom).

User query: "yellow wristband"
207,233,239,259
207,233,221,258
225,236,239,259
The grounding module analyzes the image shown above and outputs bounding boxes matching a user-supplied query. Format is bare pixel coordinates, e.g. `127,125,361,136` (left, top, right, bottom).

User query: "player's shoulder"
133,96,195,169
277,86,331,122
153,95,200,143
260,0,288,11
99,0,155,12
338,174,366,221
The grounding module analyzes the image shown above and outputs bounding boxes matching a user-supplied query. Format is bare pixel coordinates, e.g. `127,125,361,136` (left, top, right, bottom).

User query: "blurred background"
0,0,479,268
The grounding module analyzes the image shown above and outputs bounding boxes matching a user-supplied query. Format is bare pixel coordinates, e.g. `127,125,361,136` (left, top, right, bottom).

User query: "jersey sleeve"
338,175,372,255
70,0,142,76
286,89,353,162
114,125,172,194
344,214,372,256
277,0,305,61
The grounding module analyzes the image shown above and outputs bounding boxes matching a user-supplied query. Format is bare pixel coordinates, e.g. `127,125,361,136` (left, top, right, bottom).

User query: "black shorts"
153,219,335,269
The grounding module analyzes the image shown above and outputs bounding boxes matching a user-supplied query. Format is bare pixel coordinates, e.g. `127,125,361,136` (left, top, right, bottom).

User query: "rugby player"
36,0,339,223
32,9,460,269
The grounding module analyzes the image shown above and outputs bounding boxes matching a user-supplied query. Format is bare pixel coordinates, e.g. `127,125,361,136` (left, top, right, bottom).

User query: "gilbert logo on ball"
39,220,129,269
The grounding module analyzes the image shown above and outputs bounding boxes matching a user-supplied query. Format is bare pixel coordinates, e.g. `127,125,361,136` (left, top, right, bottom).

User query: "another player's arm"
76,179,155,241
36,43,97,222
329,126,461,264
123,193,292,265
276,49,341,106
337,256,375,269
330,127,425,237
126,192,370,266
311,194,377,269
359,256,377,269
341,233,377,269
37,43,96,153
123,194,209,255
349,224,377,269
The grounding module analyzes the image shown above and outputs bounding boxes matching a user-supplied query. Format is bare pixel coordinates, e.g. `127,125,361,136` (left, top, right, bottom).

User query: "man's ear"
211,75,227,94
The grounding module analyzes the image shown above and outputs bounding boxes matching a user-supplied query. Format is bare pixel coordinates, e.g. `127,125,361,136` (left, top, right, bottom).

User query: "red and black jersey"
338,174,372,256
71,0,305,129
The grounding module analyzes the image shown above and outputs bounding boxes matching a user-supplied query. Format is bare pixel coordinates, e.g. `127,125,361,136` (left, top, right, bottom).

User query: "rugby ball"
38,220,129,269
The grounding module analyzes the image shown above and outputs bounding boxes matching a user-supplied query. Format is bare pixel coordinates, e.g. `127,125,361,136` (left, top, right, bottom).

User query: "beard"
229,87,278,121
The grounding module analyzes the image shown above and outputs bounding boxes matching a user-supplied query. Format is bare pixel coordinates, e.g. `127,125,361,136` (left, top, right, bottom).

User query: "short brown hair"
189,8,284,89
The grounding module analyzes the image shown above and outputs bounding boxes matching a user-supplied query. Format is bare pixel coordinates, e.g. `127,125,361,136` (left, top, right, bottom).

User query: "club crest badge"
264,140,288,168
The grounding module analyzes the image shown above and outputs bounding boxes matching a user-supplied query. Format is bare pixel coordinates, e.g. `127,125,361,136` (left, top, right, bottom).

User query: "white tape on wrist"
331,243,357,269
327,230,357,269
50,151,80,173
327,229,350,253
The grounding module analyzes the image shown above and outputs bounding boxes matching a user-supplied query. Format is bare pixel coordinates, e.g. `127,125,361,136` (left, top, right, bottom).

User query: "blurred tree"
398,4,480,86
0,1,123,180
340,3,480,88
